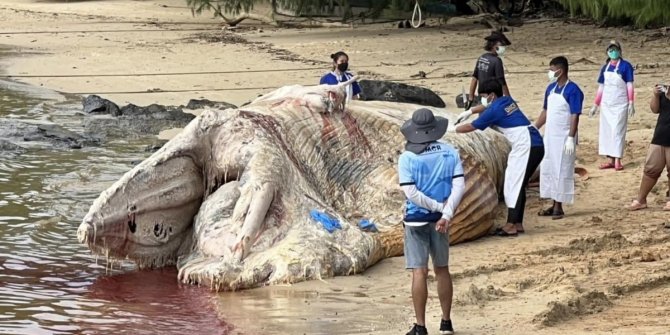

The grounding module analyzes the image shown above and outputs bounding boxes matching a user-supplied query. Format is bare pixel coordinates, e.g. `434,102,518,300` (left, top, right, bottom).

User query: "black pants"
507,146,545,224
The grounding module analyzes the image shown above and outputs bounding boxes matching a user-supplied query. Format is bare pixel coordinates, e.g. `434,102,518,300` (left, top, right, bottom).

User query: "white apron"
540,82,576,204
599,61,629,158
332,71,354,102
496,125,531,208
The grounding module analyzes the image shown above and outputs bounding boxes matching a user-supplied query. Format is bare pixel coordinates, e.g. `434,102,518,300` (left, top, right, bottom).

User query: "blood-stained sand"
1,0,668,334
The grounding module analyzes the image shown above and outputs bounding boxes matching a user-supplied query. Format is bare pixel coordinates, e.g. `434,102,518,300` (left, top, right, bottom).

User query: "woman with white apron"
534,56,584,220
588,40,635,171
319,51,362,102
449,80,544,236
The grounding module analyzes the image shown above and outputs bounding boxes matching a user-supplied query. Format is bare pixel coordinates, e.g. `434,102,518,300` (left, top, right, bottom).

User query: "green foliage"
276,0,341,16
186,0,360,18
558,0,670,28
185,0,450,20
186,0,264,17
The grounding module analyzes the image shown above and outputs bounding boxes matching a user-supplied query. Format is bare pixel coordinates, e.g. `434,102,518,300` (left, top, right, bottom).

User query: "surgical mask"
496,45,506,56
337,62,349,72
547,69,559,83
607,49,620,60
481,95,490,107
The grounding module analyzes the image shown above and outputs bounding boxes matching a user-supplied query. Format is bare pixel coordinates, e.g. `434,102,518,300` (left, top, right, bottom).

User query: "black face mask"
337,62,349,72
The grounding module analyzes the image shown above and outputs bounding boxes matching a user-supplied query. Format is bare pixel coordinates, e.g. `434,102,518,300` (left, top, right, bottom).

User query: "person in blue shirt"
588,40,635,171
450,80,544,236
319,51,361,102
398,108,464,335
534,56,584,219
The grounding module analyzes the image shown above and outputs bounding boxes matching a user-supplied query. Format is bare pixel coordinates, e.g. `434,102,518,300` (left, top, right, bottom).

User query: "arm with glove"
627,82,635,117
465,77,477,110
565,86,584,156
589,84,603,118
456,104,488,125
564,114,578,156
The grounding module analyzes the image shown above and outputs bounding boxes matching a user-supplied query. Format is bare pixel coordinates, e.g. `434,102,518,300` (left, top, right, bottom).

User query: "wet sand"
2,0,669,334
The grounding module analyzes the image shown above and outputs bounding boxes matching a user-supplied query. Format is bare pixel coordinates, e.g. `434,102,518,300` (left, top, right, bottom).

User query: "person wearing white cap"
588,40,635,171
398,108,463,335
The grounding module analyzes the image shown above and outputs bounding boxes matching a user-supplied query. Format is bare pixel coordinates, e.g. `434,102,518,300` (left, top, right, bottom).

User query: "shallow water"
0,82,228,334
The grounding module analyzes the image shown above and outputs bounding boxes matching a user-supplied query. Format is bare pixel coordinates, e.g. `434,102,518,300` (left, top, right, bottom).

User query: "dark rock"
83,103,195,139
0,119,98,149
184,99,237,110
82,95,121,116
119,103,192,121
23,123,97,149
144,140,168,152
358,80,446,108
0,119,32,138
0,139,26,153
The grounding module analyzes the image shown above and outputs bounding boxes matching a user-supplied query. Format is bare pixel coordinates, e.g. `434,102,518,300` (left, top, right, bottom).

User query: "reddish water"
0,86,232,334
84,269,232,335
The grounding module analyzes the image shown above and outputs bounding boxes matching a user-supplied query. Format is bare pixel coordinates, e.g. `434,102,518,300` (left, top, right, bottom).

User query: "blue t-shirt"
319,72,362,96
597,59,634,84
471,96,544,147
398,141,464,222
543,81,585,114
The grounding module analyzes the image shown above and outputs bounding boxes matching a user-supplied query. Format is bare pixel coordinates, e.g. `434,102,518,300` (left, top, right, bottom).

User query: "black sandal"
539,208,564,219
494,227,518,237
538,208,555,216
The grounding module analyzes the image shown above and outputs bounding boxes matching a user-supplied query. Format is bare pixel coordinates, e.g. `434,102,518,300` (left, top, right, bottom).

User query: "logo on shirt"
504,102,519,115
477,57,490,73
422,144,442,153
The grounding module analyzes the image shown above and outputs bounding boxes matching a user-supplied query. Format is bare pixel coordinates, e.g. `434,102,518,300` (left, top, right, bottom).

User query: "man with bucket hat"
398,108,464,335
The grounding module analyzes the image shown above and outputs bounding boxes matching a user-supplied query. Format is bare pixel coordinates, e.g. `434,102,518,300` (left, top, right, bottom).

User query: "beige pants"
643,144,670,199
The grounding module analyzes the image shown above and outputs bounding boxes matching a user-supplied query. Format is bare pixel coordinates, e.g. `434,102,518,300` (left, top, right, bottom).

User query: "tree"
185,0,471,27
558,0,670,28
185,0,368,26
186,0,279,26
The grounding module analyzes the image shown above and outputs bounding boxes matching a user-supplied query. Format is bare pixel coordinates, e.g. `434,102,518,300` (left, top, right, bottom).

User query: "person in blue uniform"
319,51,361,102
534,56,584,219
399,108,462,335
450,80,544,236
588,40,636,171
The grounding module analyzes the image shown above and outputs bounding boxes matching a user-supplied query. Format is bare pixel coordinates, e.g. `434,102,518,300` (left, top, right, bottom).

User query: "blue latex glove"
309,209,341,233
359,219,378,232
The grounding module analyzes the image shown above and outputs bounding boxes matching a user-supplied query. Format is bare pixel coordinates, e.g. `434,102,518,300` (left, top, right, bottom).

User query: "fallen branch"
218,11,278,26
280,19,352,28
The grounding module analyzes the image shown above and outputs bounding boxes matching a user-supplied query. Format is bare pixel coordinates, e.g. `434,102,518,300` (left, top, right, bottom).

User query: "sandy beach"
1,0,669,334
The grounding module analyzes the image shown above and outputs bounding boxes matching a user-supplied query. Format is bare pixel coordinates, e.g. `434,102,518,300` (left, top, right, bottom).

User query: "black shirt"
652,94,670,146
473,52,507,86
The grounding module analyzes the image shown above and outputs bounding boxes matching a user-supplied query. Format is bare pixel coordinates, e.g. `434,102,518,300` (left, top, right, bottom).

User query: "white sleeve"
441,176,465,220
401,184,443,213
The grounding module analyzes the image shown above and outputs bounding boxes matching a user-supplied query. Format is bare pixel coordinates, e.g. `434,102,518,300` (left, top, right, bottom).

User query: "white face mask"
481,95,491,107
547,70,559,83
496,45,506,56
